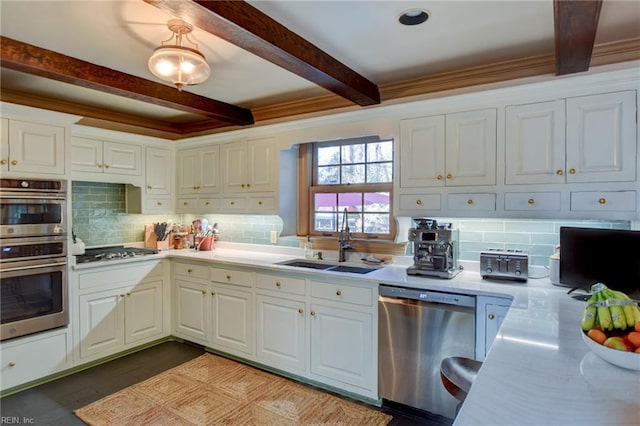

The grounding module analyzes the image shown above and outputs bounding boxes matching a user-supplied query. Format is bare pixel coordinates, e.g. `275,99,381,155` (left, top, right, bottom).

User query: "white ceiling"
1,0,639,129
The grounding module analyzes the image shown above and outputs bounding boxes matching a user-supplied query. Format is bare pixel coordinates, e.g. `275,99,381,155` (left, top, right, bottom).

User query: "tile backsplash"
72,182,631,266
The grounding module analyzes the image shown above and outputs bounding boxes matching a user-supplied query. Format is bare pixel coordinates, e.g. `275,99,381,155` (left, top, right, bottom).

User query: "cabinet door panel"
103,141,141,175
146,147,172,195
79,290,124,359
566,91,636,183
505,101,565,184
310,304,372,390
126,281,163,344
0,118,8,173
399,116,445,188
72,137,103,173
248,137,277,192
174,280,209,342
211,286,254,356
9,121,65,174
222,141,247,193
200,147,220,194
256,295,306,372
177,149,201,194
445,109,496,186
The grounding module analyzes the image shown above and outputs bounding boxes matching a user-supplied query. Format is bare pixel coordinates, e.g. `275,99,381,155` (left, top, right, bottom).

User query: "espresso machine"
407,218,462,278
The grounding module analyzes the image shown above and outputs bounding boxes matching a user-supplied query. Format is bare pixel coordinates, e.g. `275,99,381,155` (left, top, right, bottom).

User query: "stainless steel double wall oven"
0,178,69,341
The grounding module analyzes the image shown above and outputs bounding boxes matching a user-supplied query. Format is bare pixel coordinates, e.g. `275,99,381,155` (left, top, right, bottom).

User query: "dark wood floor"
0,340,452,425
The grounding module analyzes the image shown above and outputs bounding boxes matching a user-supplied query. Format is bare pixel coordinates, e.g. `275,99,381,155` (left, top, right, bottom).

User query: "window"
306,137,394,240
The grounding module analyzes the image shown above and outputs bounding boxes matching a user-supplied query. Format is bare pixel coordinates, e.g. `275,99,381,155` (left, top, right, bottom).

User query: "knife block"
144,224,157,248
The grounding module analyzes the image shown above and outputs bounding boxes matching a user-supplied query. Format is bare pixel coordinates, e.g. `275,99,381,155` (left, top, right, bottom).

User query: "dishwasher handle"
379,284,475,308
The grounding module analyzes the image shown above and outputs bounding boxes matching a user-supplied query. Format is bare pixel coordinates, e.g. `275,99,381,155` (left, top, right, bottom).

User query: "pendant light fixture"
148,19,211,91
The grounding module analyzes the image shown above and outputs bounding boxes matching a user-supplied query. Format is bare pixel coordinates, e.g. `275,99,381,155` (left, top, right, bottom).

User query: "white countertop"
73,242,640,425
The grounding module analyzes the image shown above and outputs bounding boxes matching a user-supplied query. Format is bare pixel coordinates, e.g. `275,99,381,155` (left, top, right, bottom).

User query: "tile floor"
0,341,452,425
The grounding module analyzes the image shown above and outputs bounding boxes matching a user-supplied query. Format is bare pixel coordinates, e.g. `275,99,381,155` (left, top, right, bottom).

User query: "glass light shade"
148,46,211,89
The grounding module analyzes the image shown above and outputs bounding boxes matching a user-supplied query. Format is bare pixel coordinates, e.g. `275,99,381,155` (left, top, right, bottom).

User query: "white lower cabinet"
475,296,511,361
76,261,167,362
174,279,210,344
0,328,71,391
210,284,254,357
79,280,164,360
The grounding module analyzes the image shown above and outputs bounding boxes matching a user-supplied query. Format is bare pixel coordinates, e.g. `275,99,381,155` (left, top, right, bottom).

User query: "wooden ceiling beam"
144,0,381,106
0,36,254,126
553,0,603,75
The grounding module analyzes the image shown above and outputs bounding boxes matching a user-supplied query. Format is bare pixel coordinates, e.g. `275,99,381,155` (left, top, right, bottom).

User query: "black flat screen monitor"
559,226,640,296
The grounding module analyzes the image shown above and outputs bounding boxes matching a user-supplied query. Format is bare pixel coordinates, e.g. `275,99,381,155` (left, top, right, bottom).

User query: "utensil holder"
199,236,213,251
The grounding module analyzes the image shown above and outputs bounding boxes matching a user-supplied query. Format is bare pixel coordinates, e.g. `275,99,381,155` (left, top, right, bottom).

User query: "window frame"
297,137,397,243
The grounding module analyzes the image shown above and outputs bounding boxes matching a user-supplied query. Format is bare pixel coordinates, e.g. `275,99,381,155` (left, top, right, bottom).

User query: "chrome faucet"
338,208,354,262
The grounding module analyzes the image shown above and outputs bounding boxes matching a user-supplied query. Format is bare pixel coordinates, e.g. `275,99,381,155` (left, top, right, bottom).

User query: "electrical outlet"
270,231,278,244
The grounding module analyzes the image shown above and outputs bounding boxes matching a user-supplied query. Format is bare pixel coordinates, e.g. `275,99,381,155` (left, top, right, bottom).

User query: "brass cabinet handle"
258,201,263,206
157,201,162,206
104,164,110,168
247,183,251,188
193,186,197,190
416,199,422,205
226,274,231,281
467,199,474,205
528,198,535,205
205,201,210,205
97,163,103,168
9,361,16,367
119,294,125,298
569,168,576,174
126,292,131,296
446,173,452,179
201,290,206,295
183,201,189,206
187,268,193,273
336,290,342,296
598,198,606,204
241,184,246,188
275,282,281,288
230,201,235,206
11,160,18,166
298,308,303,314
310,311,316,316
147,185,152,189
436,174,443,180
488,314,495,320
556,169,563,176
211,291,216,296
0,159,7,165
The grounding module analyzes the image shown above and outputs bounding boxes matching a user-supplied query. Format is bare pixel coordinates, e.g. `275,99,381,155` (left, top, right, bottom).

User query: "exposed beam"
0,36,254,126
554,0,602,75
144,0,381,106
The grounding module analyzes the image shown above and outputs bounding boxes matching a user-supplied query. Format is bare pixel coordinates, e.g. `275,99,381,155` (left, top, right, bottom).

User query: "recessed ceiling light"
398,9,430,26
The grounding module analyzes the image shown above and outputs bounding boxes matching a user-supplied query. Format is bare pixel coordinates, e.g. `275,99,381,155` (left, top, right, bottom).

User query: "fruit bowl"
581,330,640,371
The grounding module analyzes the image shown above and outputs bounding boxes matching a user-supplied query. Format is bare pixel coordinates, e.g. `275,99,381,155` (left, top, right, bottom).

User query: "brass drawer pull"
298,308,303,314
598,198,606,205
446,173,452,179
226,274,231,281
275,282,281,288
416,199,422,205
310,311,316,316
488,314,495,320
467,199,474,205
556,169,563,176
336,290,342,296
528,198,535,205
436,174,443,180
569,168,576,174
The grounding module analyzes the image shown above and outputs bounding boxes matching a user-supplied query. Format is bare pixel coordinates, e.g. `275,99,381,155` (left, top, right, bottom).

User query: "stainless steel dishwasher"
378,284,476,419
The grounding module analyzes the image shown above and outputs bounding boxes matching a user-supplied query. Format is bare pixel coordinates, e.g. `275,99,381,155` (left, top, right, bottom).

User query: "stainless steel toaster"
480,249,528,282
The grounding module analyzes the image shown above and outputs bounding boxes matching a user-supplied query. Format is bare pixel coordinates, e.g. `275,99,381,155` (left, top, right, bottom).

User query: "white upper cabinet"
145,146,173,196
72,137,141,176
2,120,66,175
505,100,566,185
176,145,220,195
400,109,496,188
222,137,278,193
506,91,636,185
565,91,636,183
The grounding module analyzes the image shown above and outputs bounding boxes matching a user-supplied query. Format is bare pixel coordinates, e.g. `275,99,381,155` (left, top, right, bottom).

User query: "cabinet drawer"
211,267,254,287
1,330,70,390
173,262,209,280
447,193,496,211
398,193,441,211
249,196,276,212
570,190,636,212
78,261,163,290
221,198,247,210
311,281,373,306
177,198,197,212
198,198,220,210
144,197,173,213
504,192,561,211
256,273,306,295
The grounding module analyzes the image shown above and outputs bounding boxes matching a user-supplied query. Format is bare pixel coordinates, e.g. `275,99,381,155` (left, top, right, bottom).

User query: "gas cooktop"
75,245,158,264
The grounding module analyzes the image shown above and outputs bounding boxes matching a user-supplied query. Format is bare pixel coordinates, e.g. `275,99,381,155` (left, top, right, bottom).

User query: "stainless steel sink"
277,259,378,274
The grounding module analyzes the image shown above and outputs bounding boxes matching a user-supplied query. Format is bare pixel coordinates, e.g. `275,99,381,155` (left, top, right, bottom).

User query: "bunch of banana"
581,283,640,332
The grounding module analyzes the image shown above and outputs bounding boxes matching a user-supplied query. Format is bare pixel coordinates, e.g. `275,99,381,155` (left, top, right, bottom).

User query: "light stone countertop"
73,242,640,425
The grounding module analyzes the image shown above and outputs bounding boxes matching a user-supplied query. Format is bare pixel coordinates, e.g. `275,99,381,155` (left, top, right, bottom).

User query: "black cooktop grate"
76,245,158,264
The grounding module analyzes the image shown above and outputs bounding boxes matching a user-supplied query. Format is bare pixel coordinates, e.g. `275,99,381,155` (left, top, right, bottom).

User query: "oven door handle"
1,261,67,272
